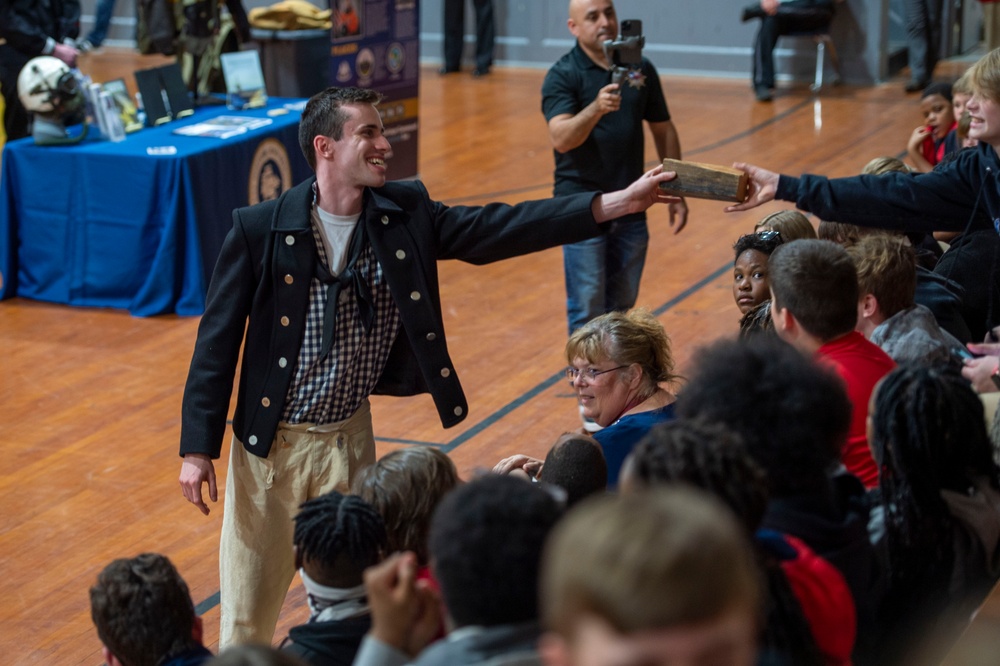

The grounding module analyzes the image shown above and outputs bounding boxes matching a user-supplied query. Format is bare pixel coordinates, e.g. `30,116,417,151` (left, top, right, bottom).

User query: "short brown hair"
769,239,859,341
565,309,677,393
541,488,759,637
351,447,459,564
846,234,917,318
299,87,384,170
953,68,974,97
862,156,910,176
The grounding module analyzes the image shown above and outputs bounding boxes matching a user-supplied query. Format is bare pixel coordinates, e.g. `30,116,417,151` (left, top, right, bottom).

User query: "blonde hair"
862,156,910,176
969,48,1000,103
954,69,974,97
845,234,917,317
753,210,816,242
541,488,760,636
565,309,677,391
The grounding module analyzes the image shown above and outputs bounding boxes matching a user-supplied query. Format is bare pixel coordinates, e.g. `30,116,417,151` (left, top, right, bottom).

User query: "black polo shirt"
542,43,670,222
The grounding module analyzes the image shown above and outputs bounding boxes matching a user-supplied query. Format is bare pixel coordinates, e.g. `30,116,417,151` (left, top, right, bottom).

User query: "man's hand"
52,42,78,67
762,0,780,15
493,454,543,478
592,82,622,116
724,162,780,213
179,454,217,516
668,197,689,234
592,165,680,222
365,552,442,657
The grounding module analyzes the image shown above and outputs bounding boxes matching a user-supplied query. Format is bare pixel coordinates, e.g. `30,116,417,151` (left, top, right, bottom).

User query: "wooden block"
658,158,749,203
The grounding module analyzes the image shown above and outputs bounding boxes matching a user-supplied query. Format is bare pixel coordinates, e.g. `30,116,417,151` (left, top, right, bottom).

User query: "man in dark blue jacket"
177,86,680,648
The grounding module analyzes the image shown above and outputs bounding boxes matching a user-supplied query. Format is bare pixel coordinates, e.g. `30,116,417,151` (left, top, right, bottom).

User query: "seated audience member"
494,432,608,507
676,336,882,664
958,110,978,149
354,475,562,666
622,419,856,666
733,230,784,317
351,447,460,568
907,82,958,173
538,487,760,666
935,228,1000,342
846,234,964,368
769,239,895,488
739,299,775,339
754,209,817,242
210,646,308,666
565,309,679,487
89,553,213,666
281,492,388,666
869,365,1000,665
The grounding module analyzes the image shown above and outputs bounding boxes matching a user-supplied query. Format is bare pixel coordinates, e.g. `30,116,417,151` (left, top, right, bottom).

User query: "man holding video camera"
543,0,687,337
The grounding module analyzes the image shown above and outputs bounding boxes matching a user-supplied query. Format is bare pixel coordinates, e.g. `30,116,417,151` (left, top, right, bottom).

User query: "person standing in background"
543,0,687,336
441,0,494,76
903,0,943,92
0,0,81,140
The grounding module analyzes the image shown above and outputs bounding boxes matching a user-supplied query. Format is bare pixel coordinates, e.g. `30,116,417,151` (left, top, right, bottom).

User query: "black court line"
435,260,732,454
444,99,812,205
186,261,732,622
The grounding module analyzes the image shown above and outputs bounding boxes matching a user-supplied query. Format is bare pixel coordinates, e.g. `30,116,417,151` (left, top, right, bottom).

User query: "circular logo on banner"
356,48,375,81
249,138,292,205
386,43,405,74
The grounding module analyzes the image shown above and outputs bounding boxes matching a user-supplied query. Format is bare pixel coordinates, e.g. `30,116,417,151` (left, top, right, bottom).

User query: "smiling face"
733,249,771,314
325,102,392,189
967,92,1000,150
568,0,618,64
920,93,956,141
570,356,635,427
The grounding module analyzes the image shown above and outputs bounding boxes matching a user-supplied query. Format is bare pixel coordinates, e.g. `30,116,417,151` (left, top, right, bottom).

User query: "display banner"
330,0,420,178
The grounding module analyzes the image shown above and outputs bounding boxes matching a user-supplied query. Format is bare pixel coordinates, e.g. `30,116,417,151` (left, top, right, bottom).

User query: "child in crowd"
846,234,964,368
907,82,957,172
622,419,857,666
869,365,1000,665
958,111,977,149
539,487,760,666
769,239,895,488
493,432,608,508
733,230,784,317
281,492,387,666
950,71,974,141
754,209,816,242
351,447,459,567
676,336,882,664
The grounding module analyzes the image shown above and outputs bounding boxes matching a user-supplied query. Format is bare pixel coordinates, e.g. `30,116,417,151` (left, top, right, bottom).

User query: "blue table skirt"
0,98,311,316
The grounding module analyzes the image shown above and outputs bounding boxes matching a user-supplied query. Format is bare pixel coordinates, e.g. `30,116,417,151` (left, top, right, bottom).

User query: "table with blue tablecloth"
0,98,311,316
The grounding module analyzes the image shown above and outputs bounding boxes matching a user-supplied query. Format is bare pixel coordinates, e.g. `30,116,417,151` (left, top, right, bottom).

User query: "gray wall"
77,0,982,85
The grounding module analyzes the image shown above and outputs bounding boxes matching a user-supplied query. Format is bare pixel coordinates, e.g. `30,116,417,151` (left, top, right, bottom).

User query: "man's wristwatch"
990,363,1000,391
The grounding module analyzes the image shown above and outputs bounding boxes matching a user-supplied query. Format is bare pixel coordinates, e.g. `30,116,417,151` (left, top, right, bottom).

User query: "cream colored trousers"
218,400,375,648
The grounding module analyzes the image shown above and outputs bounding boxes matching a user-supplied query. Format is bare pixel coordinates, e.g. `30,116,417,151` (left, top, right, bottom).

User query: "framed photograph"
101,78,143,133
221,50,267,111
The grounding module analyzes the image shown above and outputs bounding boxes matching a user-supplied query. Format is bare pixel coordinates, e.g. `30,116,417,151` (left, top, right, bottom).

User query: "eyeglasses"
566,365,627,382
756,229,782,243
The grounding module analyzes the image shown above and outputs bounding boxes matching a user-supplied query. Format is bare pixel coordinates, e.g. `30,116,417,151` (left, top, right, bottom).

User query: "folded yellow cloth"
249,0,333,30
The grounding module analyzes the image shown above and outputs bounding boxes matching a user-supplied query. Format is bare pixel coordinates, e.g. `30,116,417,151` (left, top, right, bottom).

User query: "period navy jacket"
179,177,601,459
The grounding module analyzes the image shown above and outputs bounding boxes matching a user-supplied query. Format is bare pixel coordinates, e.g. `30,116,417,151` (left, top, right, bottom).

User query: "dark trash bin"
250,28,330,98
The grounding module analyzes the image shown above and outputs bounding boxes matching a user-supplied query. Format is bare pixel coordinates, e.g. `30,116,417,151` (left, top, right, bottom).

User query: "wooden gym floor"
2,49,994,663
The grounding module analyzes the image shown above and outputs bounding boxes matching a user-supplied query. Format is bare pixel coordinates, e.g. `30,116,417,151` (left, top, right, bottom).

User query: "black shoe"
439,66,459,75
472,66,490,77
741,4,766,22
754,85,773,102
904,79,928,93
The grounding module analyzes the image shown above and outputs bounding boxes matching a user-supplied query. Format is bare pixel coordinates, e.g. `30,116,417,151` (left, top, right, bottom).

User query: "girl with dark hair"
870,364,1000,663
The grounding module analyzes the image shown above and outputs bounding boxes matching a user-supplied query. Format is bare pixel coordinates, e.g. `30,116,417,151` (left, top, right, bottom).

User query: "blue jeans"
86,0,117,46
563,219,649,335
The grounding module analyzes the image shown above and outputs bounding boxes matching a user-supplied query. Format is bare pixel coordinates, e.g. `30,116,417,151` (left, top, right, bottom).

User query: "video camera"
602,19,644,94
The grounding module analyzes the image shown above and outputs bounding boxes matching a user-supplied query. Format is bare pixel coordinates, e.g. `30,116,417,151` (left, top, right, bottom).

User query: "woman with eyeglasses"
563,309,679,488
